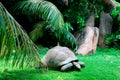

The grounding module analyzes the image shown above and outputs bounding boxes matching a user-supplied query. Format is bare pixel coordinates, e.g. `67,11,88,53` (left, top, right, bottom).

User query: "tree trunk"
98,12,113,48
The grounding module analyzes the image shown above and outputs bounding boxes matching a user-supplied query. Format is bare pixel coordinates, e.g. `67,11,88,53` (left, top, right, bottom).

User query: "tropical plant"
15,0,64,29
63,0,105,28
105,0,120,49
14,0,77,48
29,21,46,42
0,2,42,68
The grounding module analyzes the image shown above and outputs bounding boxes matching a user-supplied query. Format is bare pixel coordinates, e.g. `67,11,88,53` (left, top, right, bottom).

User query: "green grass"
0,47,120,80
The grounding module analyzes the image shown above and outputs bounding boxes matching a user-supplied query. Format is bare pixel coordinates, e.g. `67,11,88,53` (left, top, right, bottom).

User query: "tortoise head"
35,61,48,71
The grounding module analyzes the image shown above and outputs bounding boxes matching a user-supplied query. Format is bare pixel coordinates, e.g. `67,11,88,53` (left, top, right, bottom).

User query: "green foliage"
14,0,77,48
64,22,73,31
63,0,104,30
52,22,78,48
105,34,115,45
0,2,42,68
0,16,6,50
105,30,120,49
111,10,119,17
59,28,77,48
77,15,85,30
113,0,120,11
29,21,77,48
15,0,64,30
29,21,46,42
105,1,120,49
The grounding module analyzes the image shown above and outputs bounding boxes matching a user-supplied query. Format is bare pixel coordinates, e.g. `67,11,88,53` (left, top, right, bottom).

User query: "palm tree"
15,0,77,48
0,2,42,68
0,0,77,68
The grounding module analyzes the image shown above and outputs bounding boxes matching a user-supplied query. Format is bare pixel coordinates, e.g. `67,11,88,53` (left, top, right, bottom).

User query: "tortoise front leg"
60,63,73,72
78,62,85,68
72,62,81,70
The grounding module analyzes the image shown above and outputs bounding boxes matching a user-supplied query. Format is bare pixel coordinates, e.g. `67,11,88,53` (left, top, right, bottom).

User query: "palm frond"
15,0,77,48
58,24,78,49
0,2,41,68
29,21,46,41
15,0,64,30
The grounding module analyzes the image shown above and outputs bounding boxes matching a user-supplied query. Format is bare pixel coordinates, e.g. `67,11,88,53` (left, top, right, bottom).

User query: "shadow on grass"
0,69,46,80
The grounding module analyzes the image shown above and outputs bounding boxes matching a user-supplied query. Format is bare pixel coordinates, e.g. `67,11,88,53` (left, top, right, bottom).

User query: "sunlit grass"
0,47,120,80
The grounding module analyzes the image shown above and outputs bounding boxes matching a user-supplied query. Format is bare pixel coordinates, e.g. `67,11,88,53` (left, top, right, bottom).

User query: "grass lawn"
0,47,120,80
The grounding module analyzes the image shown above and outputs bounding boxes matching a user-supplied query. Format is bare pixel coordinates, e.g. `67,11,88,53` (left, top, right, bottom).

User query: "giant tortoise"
36,46,85,71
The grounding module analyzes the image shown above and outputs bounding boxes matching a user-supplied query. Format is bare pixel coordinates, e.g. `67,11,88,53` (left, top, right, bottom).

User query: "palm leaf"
15,0,77,48
59,24,78,48
29,21,46,41
0,2,42,68
15,0,64,30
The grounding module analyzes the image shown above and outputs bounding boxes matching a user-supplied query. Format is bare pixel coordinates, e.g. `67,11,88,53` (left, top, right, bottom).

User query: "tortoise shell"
41,46,78,69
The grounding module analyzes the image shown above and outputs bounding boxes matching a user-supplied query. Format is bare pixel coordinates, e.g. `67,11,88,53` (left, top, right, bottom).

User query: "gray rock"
99,12,113,48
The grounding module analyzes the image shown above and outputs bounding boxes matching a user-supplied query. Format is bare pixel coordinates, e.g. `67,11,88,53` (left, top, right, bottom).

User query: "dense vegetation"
1,0,120,48
0,0,120,80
